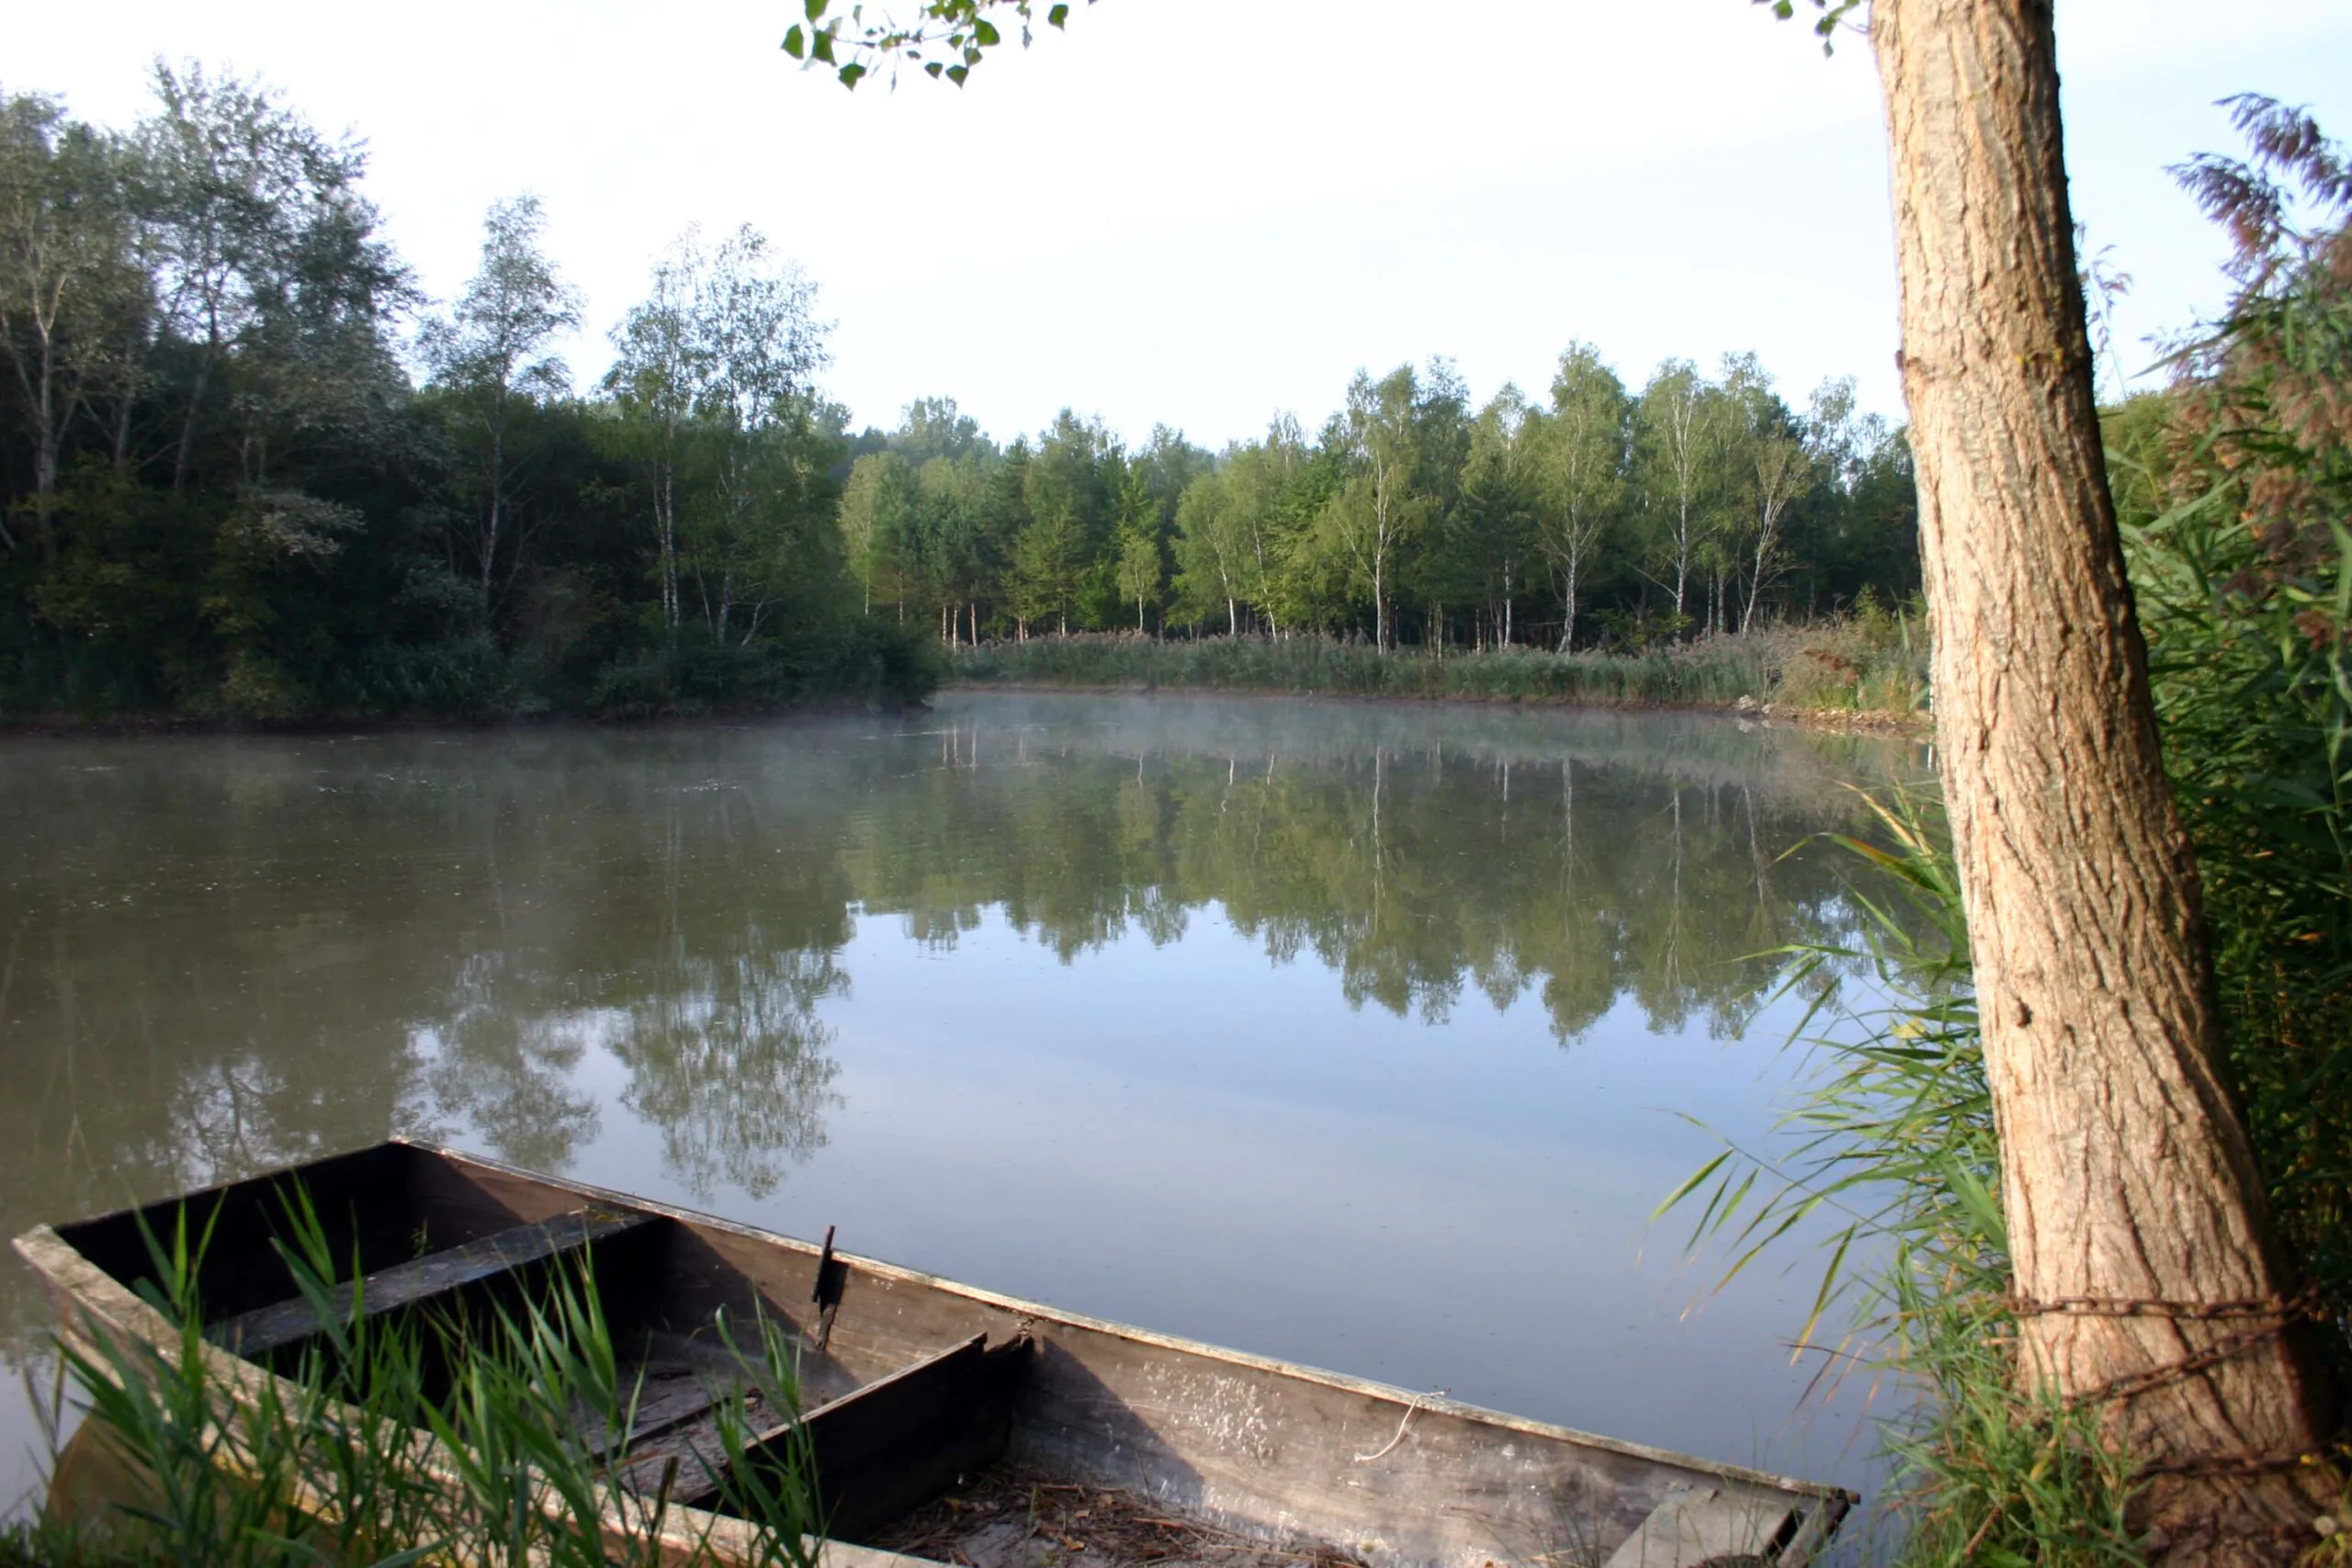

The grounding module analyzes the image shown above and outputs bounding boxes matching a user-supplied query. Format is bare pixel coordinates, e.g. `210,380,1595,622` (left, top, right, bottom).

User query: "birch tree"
420,195,581,610
1229,415,1309,635
606,223,827,637
838,449,918,615
1172,467,1242,635
1534,343,1630,650
1324,366,1432,651
1112,461,1161,633
1457,385,1538,649
605,251,694,628
1632,358,1713,631
1715,352,1811,633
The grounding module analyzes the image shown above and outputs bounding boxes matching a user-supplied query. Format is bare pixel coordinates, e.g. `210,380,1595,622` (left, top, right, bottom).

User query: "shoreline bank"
944,676,1929,737
0,692,928,740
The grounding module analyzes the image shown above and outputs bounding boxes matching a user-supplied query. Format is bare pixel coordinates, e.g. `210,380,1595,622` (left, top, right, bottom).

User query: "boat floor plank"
577,1363,725,1461
208,1205,658,1359
614,1392,786,1500
631,1325,865,1411
860,1460,1367,1568
1600,1487,1796,1568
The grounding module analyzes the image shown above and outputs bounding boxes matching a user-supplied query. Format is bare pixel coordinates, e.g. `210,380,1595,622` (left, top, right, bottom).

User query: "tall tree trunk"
1744,517,1771,633
482,416,505,605
1671,500,1690,627
1561,551,1579,653
172,310,224,495
1874,4,2332,1559
26,350,59,559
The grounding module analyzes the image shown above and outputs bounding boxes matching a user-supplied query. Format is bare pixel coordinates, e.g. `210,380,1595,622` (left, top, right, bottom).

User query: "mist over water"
0,692,1929,1515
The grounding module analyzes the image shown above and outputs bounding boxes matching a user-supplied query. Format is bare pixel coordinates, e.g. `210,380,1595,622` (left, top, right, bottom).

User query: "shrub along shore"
947,617,1929,728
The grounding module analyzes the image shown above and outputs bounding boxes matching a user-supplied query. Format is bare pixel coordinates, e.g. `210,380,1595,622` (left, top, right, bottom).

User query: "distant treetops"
836,359,1920,654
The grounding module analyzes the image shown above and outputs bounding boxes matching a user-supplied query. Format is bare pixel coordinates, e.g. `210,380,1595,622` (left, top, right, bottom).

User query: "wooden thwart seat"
208,1205,660,1359
661,1331,1035,1539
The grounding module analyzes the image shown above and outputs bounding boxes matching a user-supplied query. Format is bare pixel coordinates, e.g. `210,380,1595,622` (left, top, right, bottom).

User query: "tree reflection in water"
0,696,1925,1374
608,946,844,1200
842,705,1902,1047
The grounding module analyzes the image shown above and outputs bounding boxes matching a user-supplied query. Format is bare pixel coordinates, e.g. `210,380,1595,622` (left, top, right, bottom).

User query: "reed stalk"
1658,793,2150,1565
948,611,1929,719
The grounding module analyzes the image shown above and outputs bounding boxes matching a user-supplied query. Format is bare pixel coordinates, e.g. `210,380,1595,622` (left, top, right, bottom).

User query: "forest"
0,65,933,721
0,64,1925,723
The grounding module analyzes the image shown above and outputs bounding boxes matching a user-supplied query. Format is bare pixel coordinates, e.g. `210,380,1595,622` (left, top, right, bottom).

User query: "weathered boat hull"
14,1140,1850,1568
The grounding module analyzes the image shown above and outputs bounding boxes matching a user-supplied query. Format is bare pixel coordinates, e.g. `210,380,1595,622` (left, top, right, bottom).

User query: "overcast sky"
15,2,2352,448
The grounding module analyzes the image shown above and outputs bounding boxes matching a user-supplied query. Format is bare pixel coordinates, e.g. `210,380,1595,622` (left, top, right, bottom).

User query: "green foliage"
1,70,1923,717
786,0,1091,89
591,618,945,716
1755,0,1868,55
2115,96,2352,1345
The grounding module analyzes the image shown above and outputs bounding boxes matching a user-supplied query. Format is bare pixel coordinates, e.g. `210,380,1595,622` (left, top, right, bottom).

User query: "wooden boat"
14,1139,1851,1568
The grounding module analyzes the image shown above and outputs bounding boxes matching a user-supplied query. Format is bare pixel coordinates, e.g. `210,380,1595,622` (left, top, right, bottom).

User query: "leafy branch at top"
780,1,1094,90
1755,0,1868,55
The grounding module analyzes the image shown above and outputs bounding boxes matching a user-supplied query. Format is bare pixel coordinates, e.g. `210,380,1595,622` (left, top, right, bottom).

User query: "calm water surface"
0,692,1929,1514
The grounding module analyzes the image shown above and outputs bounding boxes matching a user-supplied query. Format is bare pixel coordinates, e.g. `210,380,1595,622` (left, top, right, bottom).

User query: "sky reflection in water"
0,692,1931,1514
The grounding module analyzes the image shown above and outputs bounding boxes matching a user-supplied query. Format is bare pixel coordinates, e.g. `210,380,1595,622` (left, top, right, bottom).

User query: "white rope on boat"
1352,1388,1448,1464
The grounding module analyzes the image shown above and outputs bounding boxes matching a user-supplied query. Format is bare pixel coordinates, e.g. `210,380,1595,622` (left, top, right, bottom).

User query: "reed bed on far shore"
948,614,1928,723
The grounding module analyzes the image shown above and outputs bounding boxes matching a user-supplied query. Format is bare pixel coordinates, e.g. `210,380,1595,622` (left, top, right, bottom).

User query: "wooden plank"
579,1363,725,1461
207,1205,659,1359
613,1388,785,1501
1601,1486,1797,1568
674,1332,1034,1539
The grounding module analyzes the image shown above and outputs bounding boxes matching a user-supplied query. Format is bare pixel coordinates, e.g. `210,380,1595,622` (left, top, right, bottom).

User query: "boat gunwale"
399,1139,1855,1513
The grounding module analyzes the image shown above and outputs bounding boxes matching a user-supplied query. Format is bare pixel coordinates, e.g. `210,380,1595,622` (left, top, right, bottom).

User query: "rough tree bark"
1872,2,2333,1559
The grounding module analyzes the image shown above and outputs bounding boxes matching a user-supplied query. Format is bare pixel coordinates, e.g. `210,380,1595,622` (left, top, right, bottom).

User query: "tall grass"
1660,795,2148,1566
15,1192,821,1568
948,609,1928,718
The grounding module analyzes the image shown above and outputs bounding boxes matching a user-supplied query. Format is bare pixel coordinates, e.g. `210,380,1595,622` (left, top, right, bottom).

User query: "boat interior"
54,1141,1054,1543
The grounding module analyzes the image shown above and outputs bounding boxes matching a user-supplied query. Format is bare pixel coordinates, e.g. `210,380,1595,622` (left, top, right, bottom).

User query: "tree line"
2,64,1923,723
840,352,1922,653
0,64,933,720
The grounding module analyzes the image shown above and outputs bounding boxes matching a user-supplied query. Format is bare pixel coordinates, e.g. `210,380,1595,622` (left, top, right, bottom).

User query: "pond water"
0,691,1932,1519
